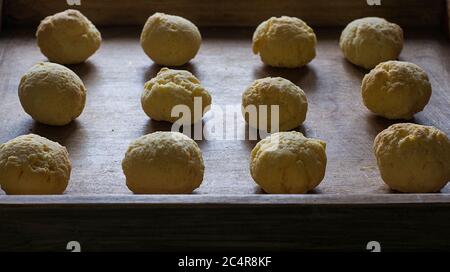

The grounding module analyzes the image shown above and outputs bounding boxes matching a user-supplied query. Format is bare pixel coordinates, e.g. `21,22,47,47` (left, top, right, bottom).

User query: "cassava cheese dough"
250,131,327,194
362,61,432,119
140,13,202,66
19,62,86,126
36,9,101,64
374,123,450,193
0,134,71,195
340,17,403,69
242,77,308,131
252,16,317,68
122,132,204,194
141,67,212,124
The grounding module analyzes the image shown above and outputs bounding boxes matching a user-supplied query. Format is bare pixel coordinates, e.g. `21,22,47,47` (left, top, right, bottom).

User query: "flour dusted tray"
0,0,449,251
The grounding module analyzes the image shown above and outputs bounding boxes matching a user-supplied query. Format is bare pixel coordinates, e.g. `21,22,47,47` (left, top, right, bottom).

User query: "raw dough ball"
140,13,202,66
340,17,403,69
374,123,450,193
19,62,87,126
362,61,432,119
141,67,212,124
36,9,101,64
122,132,204,194
242,77,308,131
250,131,327,194
0,134,71,195
252,16,317,68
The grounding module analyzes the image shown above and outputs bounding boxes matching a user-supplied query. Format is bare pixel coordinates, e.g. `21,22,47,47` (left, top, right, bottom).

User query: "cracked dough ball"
19,62,86,126
340,17,403,69
252,16,317,68
141,67,212,124
362,61,432,119
374,123,450,193
140,13,201,66
122,132,204,194
242,77,308,131
36,9,101,64
250,131,327,194
0,134,71,195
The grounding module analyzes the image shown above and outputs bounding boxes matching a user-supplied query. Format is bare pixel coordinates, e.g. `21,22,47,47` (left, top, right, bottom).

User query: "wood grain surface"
0,27,449,198
3,0,447,28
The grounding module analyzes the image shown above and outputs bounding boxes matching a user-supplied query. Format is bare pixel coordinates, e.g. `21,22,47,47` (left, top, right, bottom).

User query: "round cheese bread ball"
0,134,71,195
19,62,87,126
362,61,432,119
374,123,450,193
252,16,317,68
242,77,308,131
122,132,204,194
140,13,202,66
141,67,212,124
250,131,327,194
36,9,101,64
340,17,403,69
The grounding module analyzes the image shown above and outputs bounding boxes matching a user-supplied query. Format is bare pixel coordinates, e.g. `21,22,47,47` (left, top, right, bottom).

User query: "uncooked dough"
36,9,101,64
19,62,87,126
252,16,317,68
340,17,403,69
374,123,450,193
362,61,432,119
122,131,204,194
242,77,308,131
140,13,202,66
141,67,212,124
0,134,71,195
250,131,327,194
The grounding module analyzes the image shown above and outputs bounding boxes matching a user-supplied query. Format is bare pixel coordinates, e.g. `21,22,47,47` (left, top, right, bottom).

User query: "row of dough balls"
0,123,449,195
19,36,434,131
34,10,201,66
36,9,403,70
17,60,433,131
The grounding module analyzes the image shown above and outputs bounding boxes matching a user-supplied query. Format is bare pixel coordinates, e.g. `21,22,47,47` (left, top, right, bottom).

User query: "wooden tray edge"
2,200,450,251
1,193,450,205
0,0,3,31
447,0,450,37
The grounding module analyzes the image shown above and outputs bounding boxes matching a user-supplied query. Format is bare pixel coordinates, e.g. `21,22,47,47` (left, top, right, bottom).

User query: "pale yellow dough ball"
252,16,317,68
141,67,212,124
140,13,202,66
36,9,101,64
19,62,86,126
122,132,204,194
362,61,432,119
242,77,308,132
250,131,327,194
340,17,403,69
374,123,450,193
0,134,71,195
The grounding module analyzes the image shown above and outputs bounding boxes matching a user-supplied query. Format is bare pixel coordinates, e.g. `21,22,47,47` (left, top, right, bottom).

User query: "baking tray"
0,28,450,250
0,0,450,251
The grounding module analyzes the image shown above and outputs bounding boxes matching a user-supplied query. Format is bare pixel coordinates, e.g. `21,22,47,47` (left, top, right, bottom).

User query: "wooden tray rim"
1,194,450,205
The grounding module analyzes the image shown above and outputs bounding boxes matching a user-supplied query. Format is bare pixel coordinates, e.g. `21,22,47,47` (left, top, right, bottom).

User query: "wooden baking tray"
0,0,449,251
